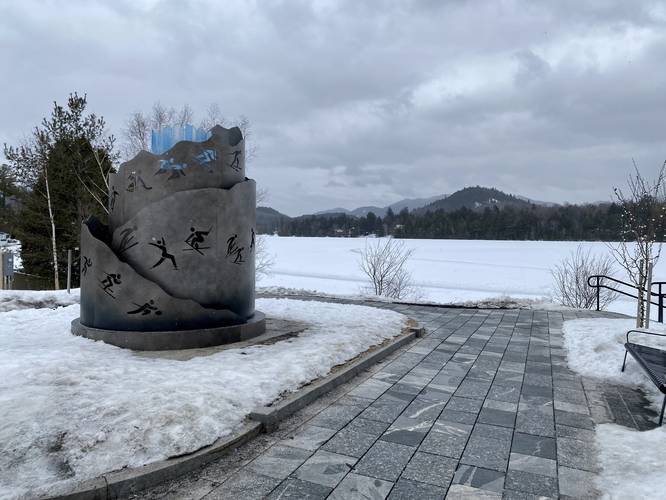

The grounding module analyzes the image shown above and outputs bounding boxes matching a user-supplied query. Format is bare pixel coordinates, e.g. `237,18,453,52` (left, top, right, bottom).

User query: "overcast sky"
2,1,666,215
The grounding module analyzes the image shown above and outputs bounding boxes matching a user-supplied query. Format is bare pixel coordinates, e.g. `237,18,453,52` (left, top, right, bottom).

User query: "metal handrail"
587,274,666,322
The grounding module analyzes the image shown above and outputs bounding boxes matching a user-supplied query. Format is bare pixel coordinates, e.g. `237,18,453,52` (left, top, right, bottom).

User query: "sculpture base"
71,312,266,351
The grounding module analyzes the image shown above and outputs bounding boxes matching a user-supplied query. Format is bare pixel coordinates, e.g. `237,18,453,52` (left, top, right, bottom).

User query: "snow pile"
595,424,666,500
0,298,406,499
563,318,666,499
562,318,666,411
0,288,80,312
456,295,569,310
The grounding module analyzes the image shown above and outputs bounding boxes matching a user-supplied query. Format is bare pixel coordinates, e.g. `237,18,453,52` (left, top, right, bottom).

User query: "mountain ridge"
257,186,559,233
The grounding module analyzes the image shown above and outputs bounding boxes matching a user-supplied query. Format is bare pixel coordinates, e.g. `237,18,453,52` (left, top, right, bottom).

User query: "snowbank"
0,298,406,499
563,318,666,499
259,286,567,311
562,318,666,411
0,288,80,312
595,424,666,500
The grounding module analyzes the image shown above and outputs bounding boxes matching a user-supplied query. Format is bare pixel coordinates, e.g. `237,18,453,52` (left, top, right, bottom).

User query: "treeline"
273,203,626,241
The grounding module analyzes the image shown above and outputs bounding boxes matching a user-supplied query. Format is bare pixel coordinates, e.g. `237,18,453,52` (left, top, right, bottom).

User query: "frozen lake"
259,237,664,318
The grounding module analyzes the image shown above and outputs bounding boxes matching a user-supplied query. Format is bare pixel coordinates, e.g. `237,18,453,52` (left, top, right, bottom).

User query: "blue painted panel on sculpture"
151,125,212,154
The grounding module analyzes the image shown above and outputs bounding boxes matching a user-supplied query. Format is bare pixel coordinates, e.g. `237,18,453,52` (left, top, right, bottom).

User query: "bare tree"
359,237,415,299
237,114,258,164
123,111,150,159
255,234,275,280
199,103,227,131
552,245,618,310
175,104,194,128
607,161,666,326
5,133,59,288
150,101,175,132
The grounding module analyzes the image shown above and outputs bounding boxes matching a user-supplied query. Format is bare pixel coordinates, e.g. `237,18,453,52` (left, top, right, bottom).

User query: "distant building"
0,191,18,209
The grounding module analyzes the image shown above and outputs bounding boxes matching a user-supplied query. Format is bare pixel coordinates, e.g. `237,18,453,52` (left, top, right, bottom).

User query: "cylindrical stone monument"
72,125,265,350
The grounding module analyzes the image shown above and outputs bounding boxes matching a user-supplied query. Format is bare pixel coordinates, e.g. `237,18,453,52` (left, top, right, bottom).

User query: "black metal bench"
622,329,666,425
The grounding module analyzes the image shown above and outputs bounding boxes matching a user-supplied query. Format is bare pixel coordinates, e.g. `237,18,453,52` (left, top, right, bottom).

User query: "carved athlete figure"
149,237,178,269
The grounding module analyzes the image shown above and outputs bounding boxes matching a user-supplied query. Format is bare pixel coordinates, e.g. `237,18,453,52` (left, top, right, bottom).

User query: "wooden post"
645,262,652,328
637,259,644,328
0,250,4,290
67,249,72,294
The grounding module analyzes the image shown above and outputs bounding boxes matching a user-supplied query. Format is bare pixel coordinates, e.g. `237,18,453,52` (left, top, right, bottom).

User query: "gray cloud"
1,0,665,215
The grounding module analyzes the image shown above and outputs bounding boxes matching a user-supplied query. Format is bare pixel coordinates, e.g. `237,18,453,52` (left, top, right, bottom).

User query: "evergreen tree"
3,93,116,288
0,164,18,236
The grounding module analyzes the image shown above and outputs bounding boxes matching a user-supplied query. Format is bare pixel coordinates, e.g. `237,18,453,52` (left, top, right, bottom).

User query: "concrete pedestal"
71,311,266,351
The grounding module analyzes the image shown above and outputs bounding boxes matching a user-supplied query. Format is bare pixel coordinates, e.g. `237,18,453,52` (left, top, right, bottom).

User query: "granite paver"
132,303,650,499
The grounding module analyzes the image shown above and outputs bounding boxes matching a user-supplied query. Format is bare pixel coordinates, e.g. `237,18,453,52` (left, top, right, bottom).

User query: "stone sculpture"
72,125,265,349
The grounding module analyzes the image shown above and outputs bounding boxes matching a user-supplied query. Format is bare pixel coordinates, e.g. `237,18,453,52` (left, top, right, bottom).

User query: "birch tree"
3,93,116,289
608,161,666,327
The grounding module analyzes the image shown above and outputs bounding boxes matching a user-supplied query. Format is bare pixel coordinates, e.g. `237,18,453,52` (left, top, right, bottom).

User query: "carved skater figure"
250,228,255,250
149,237,178,269
228,150,242,171
233,246,244,264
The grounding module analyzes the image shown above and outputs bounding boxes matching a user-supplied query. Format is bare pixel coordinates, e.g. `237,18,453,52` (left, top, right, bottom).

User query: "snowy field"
564,319,666,499
259,237,657,317
0,298,406,499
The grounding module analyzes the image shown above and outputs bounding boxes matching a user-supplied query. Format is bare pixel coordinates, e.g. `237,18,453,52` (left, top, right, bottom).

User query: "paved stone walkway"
133,303,653,500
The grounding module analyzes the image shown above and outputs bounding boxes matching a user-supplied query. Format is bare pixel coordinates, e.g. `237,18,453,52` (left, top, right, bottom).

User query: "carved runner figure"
82,256,92,276
127,299,162,316
100,272,121,298
149,237,178,269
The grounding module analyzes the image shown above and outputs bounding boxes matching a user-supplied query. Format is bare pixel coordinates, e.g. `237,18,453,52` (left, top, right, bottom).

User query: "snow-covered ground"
260,237,654,317
0,298,406,499
0,288,79,312
563,318,666,499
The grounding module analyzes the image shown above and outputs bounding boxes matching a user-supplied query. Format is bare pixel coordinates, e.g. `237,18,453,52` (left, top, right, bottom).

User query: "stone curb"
43,324,421,500
249,327,421,431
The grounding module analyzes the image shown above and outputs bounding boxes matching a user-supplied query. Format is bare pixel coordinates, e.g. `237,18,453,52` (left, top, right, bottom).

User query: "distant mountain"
258,187,557,233
415,186,539,214
514,195,559,208
315,194,449,218
387,195,449,214
256,206,290,234
349,206,386,217
315,207,352,215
